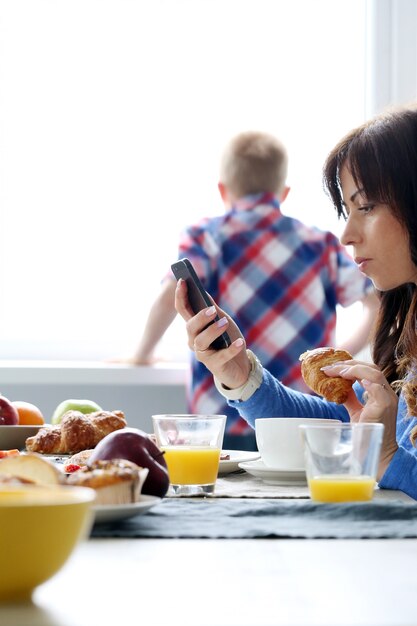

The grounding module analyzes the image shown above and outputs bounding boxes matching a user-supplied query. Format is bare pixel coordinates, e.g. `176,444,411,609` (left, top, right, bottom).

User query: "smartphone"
171,257,231,350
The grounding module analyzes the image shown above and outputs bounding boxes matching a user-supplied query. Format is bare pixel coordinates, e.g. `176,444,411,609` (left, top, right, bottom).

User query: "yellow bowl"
0,485,95,603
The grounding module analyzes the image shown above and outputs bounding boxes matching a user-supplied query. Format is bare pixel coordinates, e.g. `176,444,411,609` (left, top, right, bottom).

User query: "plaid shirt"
174,193,373,436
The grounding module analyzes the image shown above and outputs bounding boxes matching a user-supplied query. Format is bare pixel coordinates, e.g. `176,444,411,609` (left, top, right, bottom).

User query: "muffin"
66,459,148,505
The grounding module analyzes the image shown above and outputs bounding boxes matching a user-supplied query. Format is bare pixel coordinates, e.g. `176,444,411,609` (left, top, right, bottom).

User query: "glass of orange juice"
299,422,384,503
152,414,226,496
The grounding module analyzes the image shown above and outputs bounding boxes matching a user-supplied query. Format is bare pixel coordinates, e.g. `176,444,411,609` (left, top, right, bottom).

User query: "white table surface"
1,489,416,626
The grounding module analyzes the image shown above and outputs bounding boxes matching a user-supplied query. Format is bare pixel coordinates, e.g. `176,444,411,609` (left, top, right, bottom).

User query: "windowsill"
0,361,188,386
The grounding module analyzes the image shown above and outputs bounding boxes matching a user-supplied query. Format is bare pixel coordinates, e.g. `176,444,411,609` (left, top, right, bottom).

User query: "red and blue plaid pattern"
175,193,373,437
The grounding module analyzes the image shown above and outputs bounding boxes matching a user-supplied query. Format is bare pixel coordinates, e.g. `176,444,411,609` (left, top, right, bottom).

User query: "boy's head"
219,131,288,203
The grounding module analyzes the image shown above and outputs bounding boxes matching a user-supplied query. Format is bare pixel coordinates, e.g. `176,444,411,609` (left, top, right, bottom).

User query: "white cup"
255,417,338,470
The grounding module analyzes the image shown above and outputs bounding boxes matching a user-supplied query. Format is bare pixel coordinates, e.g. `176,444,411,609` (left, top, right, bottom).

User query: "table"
2,475,417,626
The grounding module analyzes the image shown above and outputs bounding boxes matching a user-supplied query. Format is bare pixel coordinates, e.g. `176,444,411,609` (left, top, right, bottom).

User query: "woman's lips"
355,257,371,271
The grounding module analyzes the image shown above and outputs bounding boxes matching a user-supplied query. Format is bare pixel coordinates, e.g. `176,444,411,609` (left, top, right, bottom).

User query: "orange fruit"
0,450,20,458
12,401,45,425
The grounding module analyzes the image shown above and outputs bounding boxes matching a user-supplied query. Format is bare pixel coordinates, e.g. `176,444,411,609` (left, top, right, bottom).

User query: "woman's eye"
358,204,375,214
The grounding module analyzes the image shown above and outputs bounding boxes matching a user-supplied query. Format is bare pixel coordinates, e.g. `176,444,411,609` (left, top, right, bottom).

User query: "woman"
175,105,417,500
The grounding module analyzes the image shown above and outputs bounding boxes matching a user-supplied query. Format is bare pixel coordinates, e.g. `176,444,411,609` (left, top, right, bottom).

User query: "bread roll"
299,347,353,404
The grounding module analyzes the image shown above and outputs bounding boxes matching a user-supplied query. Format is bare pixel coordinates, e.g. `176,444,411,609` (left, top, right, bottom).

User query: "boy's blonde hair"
219,131,288,199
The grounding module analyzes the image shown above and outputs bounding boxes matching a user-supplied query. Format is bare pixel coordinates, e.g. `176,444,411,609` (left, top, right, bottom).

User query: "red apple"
0,395,19,426
88,427,170,498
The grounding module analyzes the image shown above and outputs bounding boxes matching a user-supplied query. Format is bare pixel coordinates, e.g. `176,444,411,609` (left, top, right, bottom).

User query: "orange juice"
162,447,221,485
308,475,376,502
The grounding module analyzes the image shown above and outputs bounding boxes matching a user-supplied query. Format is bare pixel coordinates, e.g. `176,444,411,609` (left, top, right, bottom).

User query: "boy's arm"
131,279,177,364
337,291,380,357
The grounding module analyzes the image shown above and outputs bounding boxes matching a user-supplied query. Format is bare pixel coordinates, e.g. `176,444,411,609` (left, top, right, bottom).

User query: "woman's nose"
340,215,359,247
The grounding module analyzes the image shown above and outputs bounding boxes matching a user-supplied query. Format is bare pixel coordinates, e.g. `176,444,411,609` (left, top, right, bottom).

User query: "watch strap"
214,350,263,402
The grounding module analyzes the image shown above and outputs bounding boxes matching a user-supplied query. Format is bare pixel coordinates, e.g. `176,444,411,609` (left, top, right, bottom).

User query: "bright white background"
0,0,368,361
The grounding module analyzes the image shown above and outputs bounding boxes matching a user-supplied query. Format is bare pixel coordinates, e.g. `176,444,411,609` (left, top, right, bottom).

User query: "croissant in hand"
25,410,127,455
299,347,354,404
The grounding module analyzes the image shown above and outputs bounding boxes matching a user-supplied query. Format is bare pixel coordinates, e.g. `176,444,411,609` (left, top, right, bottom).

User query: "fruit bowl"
0,485,95,602
0,425,48,451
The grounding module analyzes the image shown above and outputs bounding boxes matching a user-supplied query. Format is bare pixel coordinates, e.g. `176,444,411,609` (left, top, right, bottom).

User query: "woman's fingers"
359,378,399,474
321,361,386,386
321,359,379,373
324,362,398,416
360,377,398,407
336,368,399,474
193,331,249,389
342,388,364,422
175,280,227,350
174,277,250,387
174,278,195,320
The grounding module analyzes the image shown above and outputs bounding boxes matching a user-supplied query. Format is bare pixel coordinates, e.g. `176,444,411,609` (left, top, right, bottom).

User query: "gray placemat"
90,497,417,539
213,472,309,498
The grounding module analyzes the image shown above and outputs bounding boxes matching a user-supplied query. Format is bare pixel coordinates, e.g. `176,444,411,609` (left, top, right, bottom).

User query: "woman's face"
339,165,417,291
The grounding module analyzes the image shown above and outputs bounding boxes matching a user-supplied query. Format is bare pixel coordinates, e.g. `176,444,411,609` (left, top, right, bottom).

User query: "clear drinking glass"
152,414,226,496
299,422,384,503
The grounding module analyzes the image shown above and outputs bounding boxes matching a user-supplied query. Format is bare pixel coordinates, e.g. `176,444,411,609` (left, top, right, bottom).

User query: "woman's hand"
174,279,252,390
322,360,399,480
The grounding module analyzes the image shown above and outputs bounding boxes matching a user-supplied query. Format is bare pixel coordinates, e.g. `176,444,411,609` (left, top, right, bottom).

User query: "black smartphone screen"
171,258,231,350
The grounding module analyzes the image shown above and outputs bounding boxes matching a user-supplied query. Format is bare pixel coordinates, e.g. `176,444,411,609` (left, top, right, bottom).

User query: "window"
0,0,368,360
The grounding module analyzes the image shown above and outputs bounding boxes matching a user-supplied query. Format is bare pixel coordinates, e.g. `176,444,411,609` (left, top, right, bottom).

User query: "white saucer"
238,459,307,486
218,450,260,475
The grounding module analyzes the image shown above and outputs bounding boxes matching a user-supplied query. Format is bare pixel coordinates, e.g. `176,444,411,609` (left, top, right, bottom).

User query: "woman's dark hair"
322,106,417,416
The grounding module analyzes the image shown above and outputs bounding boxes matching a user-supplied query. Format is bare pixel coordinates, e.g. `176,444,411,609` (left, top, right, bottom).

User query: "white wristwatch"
214,350,263,402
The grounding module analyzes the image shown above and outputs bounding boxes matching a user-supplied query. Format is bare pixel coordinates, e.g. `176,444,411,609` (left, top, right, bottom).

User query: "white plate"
238,458,307,486
93,494,162,524
42,454,70,464
218,450,260,475
0,424,47,451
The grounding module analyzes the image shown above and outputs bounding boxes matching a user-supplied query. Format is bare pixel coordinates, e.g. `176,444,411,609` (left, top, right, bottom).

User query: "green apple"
51,398,103,425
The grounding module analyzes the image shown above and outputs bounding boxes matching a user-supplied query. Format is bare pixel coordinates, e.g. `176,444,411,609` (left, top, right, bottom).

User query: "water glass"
299,422,384,502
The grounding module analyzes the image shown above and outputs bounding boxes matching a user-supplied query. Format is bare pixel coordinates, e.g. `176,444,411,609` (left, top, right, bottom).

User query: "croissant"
299,347,353,404
25,410,127,455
